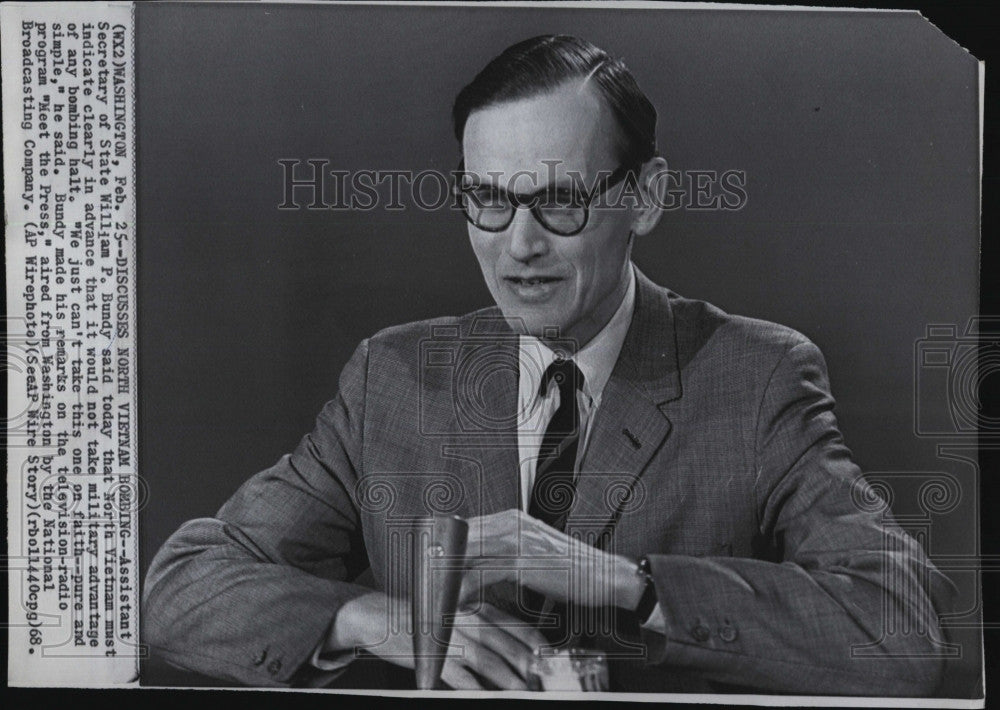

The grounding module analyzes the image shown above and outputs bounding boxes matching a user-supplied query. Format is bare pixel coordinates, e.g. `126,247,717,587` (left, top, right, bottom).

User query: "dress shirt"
516,267,636,511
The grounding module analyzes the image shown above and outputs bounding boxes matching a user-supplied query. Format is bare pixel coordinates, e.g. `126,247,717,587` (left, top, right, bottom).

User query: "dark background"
130,1,983,697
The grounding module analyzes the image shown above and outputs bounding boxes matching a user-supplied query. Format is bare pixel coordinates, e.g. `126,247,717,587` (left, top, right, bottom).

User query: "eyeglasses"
452,162,637,237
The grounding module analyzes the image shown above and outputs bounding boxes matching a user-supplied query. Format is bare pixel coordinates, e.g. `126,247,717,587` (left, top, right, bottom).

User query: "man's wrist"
613,555,648,611
327,591,386,652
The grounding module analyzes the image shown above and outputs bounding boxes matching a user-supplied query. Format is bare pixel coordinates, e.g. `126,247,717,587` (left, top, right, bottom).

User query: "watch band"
634,556,657,623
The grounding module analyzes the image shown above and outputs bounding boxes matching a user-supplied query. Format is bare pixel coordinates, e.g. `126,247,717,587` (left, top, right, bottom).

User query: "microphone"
411,515,468,689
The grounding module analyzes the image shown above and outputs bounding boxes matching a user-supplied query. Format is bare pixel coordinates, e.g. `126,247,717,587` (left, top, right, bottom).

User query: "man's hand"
461,509,647,611
327,590,548,689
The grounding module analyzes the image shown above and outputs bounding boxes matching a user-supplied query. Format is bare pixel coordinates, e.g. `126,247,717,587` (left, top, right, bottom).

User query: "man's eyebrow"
465,170,586,194
515,178,581,196
519,175,582,192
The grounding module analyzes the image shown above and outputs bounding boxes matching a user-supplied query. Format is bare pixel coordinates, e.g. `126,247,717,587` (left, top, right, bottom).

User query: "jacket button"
691,624,711,642
252,649,267,666
267,659,282,675
719,625,738,642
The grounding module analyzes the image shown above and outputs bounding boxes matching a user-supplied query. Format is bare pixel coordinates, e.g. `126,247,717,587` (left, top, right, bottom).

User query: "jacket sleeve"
142,340,374,687
640,339,956,696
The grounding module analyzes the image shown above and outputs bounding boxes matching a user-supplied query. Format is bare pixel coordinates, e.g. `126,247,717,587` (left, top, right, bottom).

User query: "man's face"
462,82,635,350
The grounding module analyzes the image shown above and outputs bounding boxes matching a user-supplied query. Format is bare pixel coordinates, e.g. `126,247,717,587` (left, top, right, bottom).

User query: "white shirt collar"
517,265,636,410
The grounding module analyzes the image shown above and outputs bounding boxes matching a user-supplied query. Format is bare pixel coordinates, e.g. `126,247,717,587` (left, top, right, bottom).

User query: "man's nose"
506,207,550,262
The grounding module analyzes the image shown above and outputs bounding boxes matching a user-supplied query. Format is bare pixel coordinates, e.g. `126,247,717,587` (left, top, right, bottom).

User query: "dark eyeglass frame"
451,161,638,237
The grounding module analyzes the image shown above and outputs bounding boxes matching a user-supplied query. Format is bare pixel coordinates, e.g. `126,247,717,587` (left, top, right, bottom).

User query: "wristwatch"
634,556,657,623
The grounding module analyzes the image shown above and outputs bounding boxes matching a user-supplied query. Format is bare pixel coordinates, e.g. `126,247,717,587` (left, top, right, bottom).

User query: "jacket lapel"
567,267,682,547
438,310,522,517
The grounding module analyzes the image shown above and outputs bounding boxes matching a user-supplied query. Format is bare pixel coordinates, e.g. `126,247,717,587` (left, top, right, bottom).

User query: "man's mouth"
503,276,564,302
505,276,562,286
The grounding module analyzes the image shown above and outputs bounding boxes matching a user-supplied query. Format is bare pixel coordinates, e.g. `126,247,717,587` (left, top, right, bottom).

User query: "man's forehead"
461,82,618,181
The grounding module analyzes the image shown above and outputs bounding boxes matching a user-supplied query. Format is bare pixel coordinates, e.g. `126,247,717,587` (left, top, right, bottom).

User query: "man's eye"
541,188,583,207
469,188,504,207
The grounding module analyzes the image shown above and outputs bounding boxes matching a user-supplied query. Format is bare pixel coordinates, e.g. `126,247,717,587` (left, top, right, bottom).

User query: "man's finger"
457,568,512,607
465,529,518,556
465,510,524,543
441,661,484,690
475,602,549,658
450,628,528,690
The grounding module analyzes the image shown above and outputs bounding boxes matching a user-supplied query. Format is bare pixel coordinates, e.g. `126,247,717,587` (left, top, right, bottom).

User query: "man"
144,35,954,694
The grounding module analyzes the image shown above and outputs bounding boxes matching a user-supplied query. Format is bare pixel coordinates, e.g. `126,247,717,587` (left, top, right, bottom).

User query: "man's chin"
497,309,578,346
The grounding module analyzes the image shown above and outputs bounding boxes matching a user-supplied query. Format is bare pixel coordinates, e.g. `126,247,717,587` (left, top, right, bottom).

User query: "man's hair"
452,35,658,168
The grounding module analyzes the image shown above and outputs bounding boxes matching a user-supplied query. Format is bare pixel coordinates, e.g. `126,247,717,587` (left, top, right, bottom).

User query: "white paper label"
3,0,139,686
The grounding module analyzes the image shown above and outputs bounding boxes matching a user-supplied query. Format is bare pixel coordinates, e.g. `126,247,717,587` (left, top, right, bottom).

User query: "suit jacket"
143,267,954,694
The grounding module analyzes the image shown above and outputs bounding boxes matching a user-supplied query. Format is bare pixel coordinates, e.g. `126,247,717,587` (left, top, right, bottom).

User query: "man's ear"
630,156,669,237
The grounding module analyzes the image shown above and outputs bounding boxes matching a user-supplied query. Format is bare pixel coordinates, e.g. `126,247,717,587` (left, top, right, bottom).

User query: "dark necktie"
528,358,585,530
523,358,584,642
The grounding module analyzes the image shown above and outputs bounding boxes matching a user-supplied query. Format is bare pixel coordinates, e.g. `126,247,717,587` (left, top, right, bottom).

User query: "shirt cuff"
309,638,356,671
640,603,667,634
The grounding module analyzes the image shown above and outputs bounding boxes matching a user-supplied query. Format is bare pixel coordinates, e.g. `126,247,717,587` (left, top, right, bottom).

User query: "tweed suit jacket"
143,266,953,694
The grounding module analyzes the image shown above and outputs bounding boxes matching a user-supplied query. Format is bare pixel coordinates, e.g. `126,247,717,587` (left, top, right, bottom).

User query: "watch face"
635,558,657,621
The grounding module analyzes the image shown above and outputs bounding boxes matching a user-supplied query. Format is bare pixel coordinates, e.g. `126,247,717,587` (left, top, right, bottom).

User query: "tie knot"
541,358,584,398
